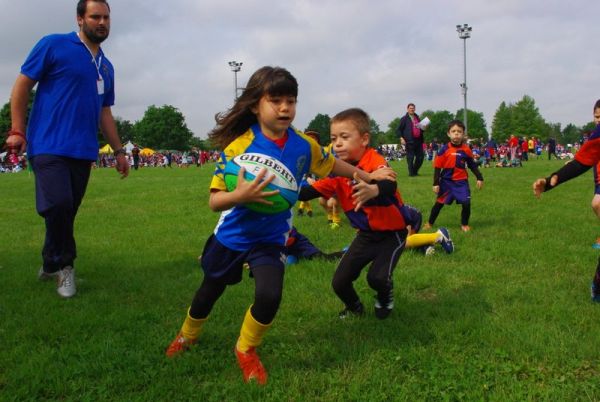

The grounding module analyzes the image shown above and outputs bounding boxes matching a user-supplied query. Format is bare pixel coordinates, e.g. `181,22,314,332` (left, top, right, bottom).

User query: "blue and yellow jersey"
211,123,335,251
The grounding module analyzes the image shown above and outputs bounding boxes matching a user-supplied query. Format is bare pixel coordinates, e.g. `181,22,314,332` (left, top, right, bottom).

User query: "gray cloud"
1,0,599,138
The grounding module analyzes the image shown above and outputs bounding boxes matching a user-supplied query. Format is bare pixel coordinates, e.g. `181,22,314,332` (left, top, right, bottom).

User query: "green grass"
1,158,599,401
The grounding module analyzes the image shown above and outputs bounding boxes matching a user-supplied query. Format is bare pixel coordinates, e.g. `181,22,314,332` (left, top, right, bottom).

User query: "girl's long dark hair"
208,66,298,149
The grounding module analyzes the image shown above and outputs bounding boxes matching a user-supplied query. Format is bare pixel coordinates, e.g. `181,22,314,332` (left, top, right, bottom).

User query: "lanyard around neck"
77,32,103,80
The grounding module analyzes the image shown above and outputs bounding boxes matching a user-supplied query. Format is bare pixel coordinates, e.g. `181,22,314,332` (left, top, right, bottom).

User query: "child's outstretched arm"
369,166,397,181
331,158,396,182
209,167,278,211
351,173,397,211
533,159,591,198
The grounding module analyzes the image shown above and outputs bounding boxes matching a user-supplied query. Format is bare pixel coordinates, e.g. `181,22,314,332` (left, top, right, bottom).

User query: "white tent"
123,141,137,154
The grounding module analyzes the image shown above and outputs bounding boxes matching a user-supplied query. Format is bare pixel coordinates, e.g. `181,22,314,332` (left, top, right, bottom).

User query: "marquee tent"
99,144,113,154
140,148,155,156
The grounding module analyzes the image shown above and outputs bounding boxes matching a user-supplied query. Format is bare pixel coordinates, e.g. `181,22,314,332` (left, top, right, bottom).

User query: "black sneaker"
338,301,365,319
307,211,313,217
374,292,394,320
297,209,304,216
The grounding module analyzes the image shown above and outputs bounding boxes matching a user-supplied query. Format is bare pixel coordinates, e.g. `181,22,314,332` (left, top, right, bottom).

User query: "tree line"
0,93,209,151
305,95,597,146
2,94,596,151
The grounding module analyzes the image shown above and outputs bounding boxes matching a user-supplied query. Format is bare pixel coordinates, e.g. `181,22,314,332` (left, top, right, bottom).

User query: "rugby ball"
223,153,298,214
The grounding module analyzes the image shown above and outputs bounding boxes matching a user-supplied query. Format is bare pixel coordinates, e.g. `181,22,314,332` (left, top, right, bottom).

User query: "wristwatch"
113,148,126,157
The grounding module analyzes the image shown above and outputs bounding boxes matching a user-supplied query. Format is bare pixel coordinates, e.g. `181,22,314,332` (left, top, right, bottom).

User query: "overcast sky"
1,0,599,139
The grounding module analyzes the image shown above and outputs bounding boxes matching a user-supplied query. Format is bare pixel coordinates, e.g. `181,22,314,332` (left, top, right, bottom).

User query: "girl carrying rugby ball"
165,66,395,385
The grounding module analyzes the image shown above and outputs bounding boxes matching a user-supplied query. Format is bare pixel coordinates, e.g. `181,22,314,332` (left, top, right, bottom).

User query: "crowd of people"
376,135,584,168
3,136,581,174
0,148,27,173
95,148,220,169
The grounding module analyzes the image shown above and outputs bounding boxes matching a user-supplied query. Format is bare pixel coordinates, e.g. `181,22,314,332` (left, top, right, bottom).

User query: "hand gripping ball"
223,153,299,214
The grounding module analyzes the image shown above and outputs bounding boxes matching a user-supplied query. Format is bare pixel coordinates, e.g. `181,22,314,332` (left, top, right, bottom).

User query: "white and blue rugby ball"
224,153,298,214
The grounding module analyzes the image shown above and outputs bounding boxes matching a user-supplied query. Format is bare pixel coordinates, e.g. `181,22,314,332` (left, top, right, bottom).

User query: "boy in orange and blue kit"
589,102,600,248
425,120,484,232
534,99,600,302
298,108,407,319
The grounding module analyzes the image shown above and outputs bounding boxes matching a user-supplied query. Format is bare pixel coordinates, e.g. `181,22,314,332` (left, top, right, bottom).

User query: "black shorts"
200,234,286,285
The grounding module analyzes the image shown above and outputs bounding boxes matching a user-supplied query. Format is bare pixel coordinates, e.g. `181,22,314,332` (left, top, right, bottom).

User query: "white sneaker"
38,267,58,281
57,266,76,298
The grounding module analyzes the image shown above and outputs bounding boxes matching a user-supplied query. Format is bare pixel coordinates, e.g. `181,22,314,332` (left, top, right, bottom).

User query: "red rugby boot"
235,346,267,385
165,332,196,358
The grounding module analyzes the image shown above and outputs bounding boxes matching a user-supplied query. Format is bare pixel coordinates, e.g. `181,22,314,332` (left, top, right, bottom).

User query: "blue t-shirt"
21,32,115,160
210,124,335,251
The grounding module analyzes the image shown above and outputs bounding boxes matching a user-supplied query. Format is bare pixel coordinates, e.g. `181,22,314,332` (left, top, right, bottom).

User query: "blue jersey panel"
214,124,315,251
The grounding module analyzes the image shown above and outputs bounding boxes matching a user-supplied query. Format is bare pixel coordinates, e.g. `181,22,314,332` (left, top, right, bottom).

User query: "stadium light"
456,24,472,135
228,61,243,100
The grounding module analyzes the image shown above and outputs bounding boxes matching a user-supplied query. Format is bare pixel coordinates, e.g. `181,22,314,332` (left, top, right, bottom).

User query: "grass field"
1,158,599,401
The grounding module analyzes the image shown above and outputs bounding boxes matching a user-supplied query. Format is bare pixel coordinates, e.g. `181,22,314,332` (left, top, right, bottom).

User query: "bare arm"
100,107,129,178
6,74,36,153
330,158,396,183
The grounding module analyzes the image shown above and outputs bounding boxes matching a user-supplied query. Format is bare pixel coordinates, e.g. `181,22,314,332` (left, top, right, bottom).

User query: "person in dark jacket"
547,137,558,160
396,103,425,176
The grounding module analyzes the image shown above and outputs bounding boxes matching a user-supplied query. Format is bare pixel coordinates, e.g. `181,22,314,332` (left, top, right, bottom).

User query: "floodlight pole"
228,61,243,100
456,24,472,135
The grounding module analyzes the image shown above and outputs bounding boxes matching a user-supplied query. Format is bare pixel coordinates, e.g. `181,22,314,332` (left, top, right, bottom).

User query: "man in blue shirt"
6,0,128,298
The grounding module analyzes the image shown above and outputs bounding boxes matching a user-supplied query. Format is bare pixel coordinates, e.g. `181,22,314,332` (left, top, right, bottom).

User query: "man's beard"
82,24,109,44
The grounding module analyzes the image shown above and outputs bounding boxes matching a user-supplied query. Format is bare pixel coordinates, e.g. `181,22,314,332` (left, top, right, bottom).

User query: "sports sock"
332,212,341,224
461,203,471,226
428,202,444,225
299,201,312,212
237,307,271,353
180,308,208,340
406,232,439,249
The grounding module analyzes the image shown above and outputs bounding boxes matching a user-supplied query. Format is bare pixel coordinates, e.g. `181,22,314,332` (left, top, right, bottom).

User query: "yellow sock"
332,212,341,224
180,308,208,340
406,232,439,249
236,307,271,353
327,212,333,221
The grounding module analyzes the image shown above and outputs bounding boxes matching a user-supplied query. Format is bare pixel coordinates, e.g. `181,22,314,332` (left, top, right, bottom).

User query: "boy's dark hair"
331,108,370,135
407,103,415,108
77,0,110,17
447,119,465,132
209,66,298,149
594,99,600,111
